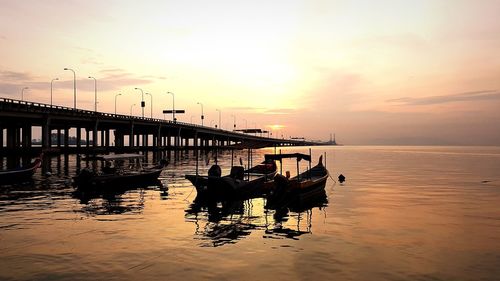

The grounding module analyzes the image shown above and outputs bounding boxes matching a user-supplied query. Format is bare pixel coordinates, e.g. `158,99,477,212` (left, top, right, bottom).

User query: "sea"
1,146,499,281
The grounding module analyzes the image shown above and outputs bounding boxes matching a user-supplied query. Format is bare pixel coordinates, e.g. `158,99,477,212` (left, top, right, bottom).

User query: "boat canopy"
264,153,311,162
95,153,145,161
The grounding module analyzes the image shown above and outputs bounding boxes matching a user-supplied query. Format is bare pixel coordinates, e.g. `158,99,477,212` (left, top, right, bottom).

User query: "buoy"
338,174,345,183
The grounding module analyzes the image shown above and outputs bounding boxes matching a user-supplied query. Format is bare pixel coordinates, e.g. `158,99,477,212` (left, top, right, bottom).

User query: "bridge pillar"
0,128,3,148
156,126,161,148
136,134,140,147
166,131,171,148
105,130,110,147
22,125,31,148
76,127,81,148
193,132,198,149
114,130,123,147
129,123,134,147
93,122,98,147
6,127,16,149
177,128,182,148
42,118,50,149
64,127,69,148
100,130,104,147
56,129,61,147
85,128,90,147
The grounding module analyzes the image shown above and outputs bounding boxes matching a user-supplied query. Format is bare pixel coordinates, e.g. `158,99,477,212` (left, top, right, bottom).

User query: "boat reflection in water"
185,187,328,247
73,180,167,216
185,196,258,247
264,189,328,240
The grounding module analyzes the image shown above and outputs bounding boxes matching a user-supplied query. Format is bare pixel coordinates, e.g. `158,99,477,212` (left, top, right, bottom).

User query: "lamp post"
167,91,175,122
64,68,76,109
114,93,122,114
50,78,58,106
231,114,236,131
134,87,145,118
197,102,204,126
21,87,29,101
216,109,221,130
88,76,97,112
145,92,153,118
130,103,136,116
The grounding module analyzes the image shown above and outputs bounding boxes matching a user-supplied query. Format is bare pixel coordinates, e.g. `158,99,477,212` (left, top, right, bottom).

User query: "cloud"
0,70,35,81
224,106,265,111
264,108,295,115
388,90,500,106
222,106,295,115
0,68,155,97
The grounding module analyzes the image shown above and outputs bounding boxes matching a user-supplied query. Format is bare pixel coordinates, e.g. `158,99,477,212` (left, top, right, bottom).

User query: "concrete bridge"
0,98,317,155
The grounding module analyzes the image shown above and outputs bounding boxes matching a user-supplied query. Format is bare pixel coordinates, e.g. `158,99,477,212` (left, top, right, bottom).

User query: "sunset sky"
1,0,499,145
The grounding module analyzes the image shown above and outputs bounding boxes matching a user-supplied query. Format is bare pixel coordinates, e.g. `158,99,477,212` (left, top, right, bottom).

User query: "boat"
73,153,168,190
265,153,329,208
0,154,42,184
185,158,277,200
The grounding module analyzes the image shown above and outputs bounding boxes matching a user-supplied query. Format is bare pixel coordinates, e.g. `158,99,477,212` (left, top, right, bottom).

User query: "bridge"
0,98,318,155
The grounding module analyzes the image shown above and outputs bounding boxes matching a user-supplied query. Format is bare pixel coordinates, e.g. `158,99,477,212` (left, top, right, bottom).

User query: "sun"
268,124,285,131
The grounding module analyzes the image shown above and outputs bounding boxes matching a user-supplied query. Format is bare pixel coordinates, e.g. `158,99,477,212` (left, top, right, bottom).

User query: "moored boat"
265,153,329,208
0,154,42,184
73,153,167,190
185,158,277,200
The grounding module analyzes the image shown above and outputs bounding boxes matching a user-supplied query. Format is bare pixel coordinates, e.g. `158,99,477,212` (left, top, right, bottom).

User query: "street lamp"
50,78,58,106
88,76,97,112
145,92,153,118
197,102,204,126
114,93,122,114
21,87,29,101
64,67,76,109
231,114,236,131
134,87,145,118
130,103,136,116
166,91,175,122
216,109,221,129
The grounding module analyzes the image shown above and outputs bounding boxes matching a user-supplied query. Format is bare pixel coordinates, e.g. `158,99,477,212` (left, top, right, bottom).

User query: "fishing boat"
185,158,277,200
73,153,167,190
0,154,42,184
265,152,329,208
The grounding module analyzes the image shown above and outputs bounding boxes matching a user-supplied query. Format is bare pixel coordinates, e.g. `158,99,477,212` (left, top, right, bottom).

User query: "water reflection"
185,189,329,247
185,196,257,247
73,181,166,215
264,190,328,240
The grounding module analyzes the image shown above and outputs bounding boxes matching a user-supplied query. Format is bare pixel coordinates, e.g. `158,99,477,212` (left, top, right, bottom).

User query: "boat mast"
309,148,312,179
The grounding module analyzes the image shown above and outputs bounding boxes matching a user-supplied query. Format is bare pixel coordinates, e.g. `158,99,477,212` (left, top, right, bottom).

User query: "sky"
1,0,499,145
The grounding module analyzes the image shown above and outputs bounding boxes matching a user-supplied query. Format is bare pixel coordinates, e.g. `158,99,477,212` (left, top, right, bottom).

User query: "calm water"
1,146,499,281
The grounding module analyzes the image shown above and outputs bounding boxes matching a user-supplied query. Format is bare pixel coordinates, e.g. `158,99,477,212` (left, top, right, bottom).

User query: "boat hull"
0,159,41,185
74,169,163,190
185,173,274,200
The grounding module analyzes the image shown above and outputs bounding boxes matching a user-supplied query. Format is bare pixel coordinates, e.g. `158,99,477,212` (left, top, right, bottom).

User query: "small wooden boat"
0,154,42,184
265,153,329,208
73,153,167,190
185,159,277,200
